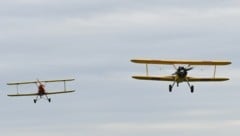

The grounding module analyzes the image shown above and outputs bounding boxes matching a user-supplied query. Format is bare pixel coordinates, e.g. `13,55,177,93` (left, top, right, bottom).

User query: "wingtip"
130,59,135,63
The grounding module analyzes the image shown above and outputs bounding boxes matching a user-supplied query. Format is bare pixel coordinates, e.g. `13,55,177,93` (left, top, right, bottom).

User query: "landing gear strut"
169,81,176,93
33,96,39,103
45,95,51,103
186,80,194,93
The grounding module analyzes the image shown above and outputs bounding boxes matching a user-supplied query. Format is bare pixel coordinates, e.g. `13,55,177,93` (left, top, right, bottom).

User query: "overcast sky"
0,0,239,136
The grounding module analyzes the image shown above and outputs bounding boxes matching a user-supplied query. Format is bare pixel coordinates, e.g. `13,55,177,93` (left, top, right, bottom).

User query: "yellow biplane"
131,59,231,93
7,79,75,103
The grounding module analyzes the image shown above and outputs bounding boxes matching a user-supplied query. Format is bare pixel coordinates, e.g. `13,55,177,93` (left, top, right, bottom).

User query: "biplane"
7,79,75,103
131,59,231,93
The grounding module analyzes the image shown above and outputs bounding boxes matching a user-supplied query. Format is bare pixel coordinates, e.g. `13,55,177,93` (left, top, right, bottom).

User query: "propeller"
185,66,193,71
172,66,194,77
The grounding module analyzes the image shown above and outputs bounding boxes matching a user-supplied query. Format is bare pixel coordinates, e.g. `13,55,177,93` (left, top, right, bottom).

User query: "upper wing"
132,75,229,82
7,79,75,85
7,81,38,85
8,90,75,97
131,59,231,65
41,79,75,83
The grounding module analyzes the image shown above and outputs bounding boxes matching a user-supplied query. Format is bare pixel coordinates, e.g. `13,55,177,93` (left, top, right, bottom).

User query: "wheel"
169,85,172,92
190,85,194,93
48,98,51,103
33,99,37,103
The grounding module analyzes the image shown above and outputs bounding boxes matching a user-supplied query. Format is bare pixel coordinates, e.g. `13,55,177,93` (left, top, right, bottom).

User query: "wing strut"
64,81,67,92
146,64,149,76
213,65,217,78
172,64,177,70
16,85,19,94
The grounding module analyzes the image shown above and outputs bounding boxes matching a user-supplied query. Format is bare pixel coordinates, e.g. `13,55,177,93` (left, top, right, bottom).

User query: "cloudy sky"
0,0,239,136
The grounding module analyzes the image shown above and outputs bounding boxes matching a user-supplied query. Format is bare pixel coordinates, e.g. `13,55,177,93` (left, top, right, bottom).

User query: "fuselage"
175,75,187,84
174,66,189,84
38,84,46,96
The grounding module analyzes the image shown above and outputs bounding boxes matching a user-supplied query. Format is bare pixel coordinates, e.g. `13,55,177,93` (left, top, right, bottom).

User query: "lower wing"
132,75,229,82
132,75,175,81
8,90,75,97
45,90,75,95
187,77,229,82
8,93,39,97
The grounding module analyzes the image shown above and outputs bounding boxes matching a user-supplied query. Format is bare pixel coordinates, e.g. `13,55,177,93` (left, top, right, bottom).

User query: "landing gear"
169,85,172,92
186,80,194,93
169,81,176,93
190,85,194,93
168,80,195,93
33,95,51,103
45,95,51,103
